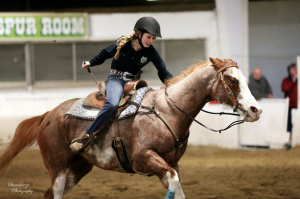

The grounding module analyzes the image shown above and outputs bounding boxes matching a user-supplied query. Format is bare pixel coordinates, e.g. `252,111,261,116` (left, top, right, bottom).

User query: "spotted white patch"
87,145,115,167
53,169,69,199
160,175,169,188
166,171,179,191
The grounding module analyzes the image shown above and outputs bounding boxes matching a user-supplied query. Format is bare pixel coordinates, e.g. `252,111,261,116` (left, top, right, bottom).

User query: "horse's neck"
157,65,214,132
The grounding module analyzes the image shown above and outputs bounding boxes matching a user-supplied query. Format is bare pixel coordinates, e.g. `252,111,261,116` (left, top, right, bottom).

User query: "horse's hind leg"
44,156,93,199
44,169,69,199
133,150,185,199
40,153,93,198
64,156,93,194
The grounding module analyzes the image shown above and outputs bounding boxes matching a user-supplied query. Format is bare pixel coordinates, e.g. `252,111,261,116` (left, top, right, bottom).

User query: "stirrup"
70,122,108,154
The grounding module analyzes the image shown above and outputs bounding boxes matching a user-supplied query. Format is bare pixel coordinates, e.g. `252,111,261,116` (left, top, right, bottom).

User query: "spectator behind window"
248,67,273,100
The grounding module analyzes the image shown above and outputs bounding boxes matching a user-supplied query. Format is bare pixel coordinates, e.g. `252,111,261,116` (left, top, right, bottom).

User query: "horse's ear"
209,57,223,69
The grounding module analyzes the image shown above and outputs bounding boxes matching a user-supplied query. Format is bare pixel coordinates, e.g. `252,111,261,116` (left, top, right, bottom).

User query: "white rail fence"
1,88,299,149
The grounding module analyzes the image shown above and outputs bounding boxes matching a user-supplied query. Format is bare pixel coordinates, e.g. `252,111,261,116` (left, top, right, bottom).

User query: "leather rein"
165,61,246,134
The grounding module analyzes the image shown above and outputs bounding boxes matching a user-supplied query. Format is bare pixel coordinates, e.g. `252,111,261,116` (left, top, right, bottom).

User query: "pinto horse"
0,57,262,199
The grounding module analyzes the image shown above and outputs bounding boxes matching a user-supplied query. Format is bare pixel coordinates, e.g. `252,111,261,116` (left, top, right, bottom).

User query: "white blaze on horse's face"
226,67,262,122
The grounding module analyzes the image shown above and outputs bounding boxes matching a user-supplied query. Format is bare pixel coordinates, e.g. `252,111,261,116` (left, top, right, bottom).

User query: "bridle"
165,60,246,133
213,60,247,113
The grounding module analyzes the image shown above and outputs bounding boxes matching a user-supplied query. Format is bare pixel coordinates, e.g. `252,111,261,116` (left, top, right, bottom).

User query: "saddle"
82,79,148,116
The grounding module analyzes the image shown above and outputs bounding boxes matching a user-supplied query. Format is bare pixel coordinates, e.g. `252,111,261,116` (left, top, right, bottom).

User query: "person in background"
282,63,298,135
248,67,273,100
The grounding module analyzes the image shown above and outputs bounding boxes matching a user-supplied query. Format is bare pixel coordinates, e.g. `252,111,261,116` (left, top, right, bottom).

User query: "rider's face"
141,33,156,48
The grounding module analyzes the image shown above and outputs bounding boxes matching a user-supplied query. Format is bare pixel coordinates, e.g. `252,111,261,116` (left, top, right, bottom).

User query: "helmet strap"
138,32,146,49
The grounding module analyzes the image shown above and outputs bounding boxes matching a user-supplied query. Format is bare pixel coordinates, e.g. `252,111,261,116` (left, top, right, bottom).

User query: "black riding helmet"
134,16,162,38
134,17,161,49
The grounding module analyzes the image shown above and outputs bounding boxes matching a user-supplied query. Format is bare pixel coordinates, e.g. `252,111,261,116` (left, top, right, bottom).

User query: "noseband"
213,61,246,113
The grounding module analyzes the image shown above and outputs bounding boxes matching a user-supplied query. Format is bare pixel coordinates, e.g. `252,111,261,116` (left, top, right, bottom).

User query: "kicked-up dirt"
0,145,300,199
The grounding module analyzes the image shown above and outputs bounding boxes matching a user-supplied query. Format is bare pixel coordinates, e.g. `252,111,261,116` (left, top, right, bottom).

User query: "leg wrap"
165,189,175,199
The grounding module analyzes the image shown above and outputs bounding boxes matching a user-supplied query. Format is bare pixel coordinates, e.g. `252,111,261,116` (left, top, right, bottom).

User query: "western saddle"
82,79,148,115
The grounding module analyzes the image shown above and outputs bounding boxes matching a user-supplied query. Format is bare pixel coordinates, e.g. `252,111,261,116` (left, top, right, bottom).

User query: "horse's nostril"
250,106,258,113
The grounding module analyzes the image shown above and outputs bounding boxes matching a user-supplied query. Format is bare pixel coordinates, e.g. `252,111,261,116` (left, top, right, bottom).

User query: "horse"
0,57,262,199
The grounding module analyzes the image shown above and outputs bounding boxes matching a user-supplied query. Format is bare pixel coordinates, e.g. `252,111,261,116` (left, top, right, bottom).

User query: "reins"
164,61,246,134
200,109,240,116
164,86,244,134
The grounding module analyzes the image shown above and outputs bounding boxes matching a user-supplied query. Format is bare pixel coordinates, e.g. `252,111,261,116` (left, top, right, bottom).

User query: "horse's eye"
231,79,239,84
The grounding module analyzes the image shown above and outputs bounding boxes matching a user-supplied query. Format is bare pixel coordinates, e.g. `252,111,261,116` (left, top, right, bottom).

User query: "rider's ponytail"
114,31,140,60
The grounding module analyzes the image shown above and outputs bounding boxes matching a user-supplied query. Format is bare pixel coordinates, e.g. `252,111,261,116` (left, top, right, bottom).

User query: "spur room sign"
0,13,88,41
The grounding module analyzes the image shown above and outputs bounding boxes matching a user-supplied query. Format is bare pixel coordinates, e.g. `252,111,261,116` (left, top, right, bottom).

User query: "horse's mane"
165,61,211,86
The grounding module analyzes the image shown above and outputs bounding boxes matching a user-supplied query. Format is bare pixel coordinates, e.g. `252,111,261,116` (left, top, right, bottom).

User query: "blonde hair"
114,31,140,60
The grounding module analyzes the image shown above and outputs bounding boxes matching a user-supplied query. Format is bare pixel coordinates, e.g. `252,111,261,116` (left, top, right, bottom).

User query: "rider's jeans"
85,73,129,136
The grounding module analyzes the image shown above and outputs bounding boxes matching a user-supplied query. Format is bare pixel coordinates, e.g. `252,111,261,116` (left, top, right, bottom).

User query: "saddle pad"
64,98,99,120
118,87,152,120
64,87,152,121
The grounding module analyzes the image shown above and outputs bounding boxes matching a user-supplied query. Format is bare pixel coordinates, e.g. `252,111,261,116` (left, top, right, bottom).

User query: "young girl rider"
70,16,173,153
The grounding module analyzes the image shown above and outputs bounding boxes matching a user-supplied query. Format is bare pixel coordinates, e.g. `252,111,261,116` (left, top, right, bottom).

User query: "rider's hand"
82,61,91,69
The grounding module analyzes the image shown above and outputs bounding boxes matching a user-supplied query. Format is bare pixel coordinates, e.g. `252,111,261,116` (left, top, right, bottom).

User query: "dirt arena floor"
1,145,300,199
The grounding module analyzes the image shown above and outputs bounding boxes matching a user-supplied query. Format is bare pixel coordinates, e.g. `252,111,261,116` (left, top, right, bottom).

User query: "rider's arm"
151,47,173,83
89,42,117,67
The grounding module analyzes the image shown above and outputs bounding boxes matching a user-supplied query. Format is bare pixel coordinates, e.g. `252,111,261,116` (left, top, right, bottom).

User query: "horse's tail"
0,112,49,175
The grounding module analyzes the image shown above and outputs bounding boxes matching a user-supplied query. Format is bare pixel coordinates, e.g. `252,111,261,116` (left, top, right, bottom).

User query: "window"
0,44,25,81
0,39,205,85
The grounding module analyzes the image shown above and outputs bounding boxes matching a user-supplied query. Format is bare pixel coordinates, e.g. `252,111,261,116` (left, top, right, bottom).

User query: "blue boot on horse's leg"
165,189,175,199
162,170,185,199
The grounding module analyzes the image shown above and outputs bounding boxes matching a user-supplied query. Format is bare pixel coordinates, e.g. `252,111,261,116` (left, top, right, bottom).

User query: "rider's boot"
69,134,90,154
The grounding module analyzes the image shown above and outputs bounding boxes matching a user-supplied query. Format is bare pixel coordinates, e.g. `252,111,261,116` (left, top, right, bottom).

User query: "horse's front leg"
160,163,185,199
133,150,185,199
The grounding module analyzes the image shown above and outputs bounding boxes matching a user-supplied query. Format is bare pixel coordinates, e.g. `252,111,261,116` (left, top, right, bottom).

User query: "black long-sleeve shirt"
89,39,173,83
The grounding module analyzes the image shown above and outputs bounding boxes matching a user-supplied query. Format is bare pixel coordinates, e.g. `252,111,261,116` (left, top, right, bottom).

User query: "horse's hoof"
70,142,83,154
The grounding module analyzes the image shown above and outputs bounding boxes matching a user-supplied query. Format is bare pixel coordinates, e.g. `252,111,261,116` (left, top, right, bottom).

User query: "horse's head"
209,57,262,122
